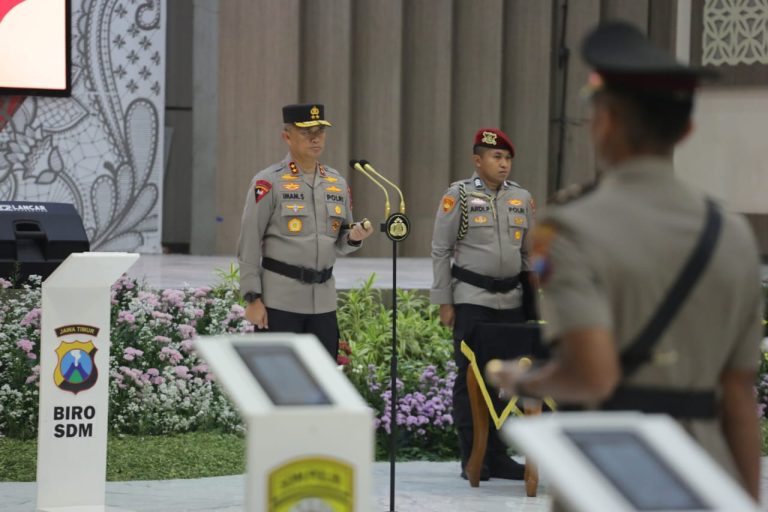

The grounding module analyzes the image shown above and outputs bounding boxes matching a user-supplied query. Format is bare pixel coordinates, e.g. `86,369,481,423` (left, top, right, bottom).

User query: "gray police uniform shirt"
237,154,360,314
537,156,763,484
430,172,534,310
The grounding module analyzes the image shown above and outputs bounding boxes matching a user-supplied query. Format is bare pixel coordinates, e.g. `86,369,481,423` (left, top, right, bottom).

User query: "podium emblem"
268,456,353,512
54,340,98,394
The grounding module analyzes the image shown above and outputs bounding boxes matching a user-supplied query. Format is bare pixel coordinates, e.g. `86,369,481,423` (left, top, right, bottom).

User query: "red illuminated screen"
0,0,70,95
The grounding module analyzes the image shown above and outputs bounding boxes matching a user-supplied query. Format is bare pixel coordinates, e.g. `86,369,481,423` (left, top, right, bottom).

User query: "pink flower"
0,277,11,288
27,353,37,360
25,365,40,384
159,347,183,364
173,365,191,379
193,287,211,298
152,376,165,385
123,347,144,361
180,339,193,352
178,324,196,340
153,335,171,344
20,308,41,327
191,364,208,374
117,311,136,324
146,368,160,377
16,338,35,352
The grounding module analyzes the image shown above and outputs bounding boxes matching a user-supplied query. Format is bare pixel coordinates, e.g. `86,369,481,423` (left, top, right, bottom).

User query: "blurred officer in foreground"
237,104,374,358
431,128,539,480
488,22,762,501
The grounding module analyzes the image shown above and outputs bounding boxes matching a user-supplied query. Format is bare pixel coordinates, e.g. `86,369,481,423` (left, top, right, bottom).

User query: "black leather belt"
262,257,333,284
601,386,717,420
451,265,520,293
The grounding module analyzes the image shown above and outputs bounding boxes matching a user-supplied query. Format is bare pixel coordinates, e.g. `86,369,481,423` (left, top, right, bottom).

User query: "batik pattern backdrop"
0,0,165,252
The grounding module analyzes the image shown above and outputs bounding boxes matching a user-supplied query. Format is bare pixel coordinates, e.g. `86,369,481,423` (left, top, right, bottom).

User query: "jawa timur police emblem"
53,325,100,394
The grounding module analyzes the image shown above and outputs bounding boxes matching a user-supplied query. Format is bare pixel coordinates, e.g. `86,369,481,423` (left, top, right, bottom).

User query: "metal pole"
389,238,397,511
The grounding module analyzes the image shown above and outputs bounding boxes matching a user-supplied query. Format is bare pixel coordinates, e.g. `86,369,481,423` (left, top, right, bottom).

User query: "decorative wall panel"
702,0,768,66
0,0,166,252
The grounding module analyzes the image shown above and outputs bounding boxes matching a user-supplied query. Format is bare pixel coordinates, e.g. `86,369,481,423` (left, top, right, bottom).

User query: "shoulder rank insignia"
473,177,483,189
319,165,327,177
254,180,272,203
288,162,300,175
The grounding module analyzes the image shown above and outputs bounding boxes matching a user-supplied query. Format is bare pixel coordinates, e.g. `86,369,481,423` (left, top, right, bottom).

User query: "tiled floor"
127,254,433,290
4,459,768,511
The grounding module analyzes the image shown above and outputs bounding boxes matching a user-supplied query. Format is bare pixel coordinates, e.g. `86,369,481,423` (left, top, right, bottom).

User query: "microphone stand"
350,160,410,512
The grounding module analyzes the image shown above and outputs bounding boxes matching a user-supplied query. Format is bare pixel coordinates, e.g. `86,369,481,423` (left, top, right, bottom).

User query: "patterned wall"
702,0,768,66
691,0,768,85
0,0,165,252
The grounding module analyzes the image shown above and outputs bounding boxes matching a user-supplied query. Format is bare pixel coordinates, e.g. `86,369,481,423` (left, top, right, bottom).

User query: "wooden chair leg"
522,399,543,497
466,369,489,487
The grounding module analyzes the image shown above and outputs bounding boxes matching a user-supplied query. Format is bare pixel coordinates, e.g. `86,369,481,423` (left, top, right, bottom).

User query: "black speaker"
0,202,90,282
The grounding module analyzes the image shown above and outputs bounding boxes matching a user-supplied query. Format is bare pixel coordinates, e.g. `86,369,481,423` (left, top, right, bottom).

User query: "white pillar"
36,253,139,512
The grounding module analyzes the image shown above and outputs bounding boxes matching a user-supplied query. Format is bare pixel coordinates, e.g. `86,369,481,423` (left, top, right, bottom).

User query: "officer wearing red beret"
430,128,538,480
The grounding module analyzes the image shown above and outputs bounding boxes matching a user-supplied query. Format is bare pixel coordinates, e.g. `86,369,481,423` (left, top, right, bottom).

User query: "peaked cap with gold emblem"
282,103,332,128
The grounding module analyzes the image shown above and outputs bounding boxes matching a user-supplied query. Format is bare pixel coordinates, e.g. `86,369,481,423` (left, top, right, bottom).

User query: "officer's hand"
245,299,268,329
439,304,455,328
485,359,532,399
349,219,375,242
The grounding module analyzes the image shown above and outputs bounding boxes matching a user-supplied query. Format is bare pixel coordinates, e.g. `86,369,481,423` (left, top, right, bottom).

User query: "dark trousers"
264,307,340,359
452,304,525,466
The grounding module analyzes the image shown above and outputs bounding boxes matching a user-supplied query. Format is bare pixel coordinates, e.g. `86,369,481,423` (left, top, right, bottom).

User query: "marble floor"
4,459,768,511
124,253,768,291
127,254,432,290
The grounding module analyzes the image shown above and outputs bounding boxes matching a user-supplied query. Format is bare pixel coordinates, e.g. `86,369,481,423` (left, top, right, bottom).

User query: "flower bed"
3,273,764,461
0,273,459,459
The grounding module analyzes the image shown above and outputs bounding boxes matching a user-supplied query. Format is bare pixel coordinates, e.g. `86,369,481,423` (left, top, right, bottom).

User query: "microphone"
349,160,391,219
359,160,406,214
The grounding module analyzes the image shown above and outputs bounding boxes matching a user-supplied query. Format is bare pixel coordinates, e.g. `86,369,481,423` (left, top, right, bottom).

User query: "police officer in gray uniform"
238,104,374,357
489,22,762,503
431,128,538,480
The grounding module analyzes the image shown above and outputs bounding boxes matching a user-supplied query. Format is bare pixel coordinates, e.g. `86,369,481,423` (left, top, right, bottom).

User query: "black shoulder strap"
620,198,723,378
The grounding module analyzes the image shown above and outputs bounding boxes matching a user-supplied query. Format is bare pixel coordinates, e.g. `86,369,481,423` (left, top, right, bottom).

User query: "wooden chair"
461,322,549,496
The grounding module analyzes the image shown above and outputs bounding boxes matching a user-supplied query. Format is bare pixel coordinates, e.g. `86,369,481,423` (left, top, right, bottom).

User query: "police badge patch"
53,325,100,394
254,180,272,203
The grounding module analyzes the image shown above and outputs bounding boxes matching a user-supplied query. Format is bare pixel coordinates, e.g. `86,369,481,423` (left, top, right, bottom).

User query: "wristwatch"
243,292,262,303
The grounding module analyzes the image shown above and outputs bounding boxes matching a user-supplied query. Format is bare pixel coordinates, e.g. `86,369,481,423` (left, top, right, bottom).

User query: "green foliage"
338,274,458,461
0,432,245,482
337,274,452,370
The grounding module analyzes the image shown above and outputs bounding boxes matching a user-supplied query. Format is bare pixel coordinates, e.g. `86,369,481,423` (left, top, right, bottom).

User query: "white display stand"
36,252,139,512
503,412,758,512
195,333,373,512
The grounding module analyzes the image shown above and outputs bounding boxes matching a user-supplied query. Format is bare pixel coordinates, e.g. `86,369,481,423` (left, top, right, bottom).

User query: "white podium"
36,252,139,512
195,333,374,512
503,412,758,512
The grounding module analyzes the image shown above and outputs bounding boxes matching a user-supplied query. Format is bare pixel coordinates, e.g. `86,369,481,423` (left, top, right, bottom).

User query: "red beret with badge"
473,128,515,157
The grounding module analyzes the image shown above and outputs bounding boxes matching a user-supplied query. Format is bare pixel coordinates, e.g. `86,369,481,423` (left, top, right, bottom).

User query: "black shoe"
460,465,490,481
488,456,524,480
